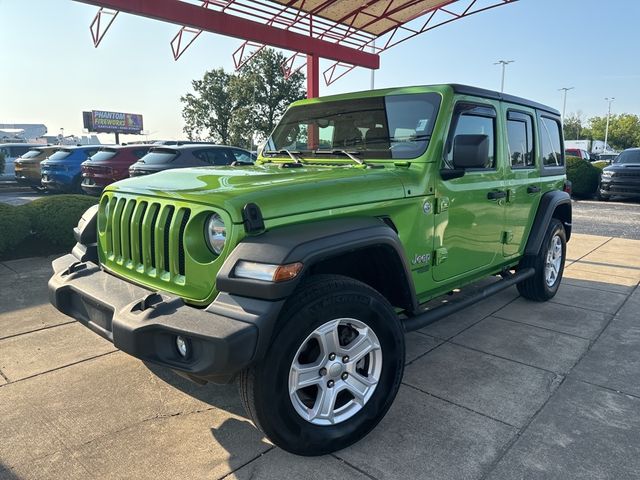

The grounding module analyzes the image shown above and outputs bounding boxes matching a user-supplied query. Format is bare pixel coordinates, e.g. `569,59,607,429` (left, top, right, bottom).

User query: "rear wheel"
517,218,566,301
238,274,405,456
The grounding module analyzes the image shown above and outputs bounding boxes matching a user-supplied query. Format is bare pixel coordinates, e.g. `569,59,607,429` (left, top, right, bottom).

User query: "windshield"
139,148,179,164
48,149,73,161
615,150,640,164
266,93,441,160
90,149,118,162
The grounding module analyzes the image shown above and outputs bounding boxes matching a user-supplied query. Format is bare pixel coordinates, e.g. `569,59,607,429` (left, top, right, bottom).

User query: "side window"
444,104,496,169
540,116,564,167
506,111,535,168
231,149,252,163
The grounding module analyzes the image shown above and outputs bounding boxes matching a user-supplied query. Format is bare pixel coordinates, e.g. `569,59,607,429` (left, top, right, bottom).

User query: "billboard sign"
83,110,143,134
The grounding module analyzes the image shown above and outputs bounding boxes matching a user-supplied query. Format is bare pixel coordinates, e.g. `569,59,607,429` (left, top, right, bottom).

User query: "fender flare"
216,217,418,310
524,190,572,256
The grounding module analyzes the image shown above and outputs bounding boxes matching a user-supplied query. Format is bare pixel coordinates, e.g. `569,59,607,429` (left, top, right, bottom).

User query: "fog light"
176,335,189,358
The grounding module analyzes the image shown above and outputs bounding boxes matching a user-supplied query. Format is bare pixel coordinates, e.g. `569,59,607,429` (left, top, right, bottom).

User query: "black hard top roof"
450,84,560,116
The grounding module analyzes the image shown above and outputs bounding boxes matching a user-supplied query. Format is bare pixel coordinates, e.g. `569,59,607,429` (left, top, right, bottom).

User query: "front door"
433,101,506,282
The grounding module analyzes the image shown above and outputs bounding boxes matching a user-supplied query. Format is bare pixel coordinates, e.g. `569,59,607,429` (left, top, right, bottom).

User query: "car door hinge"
435,197,449,214
507,188,516,203
501,230,514,244
434,247,448,265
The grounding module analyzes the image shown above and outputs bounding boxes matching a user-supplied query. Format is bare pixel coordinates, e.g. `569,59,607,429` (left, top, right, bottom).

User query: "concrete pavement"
1,233,639,479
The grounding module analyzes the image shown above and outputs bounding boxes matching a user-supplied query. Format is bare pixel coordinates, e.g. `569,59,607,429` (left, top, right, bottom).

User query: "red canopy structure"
80,0,517,97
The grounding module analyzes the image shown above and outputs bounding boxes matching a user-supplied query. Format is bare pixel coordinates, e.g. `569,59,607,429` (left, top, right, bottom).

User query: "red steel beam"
73,0,379,69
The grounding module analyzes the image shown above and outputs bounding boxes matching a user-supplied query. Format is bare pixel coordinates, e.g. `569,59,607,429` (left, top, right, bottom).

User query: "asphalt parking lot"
1,233,639,479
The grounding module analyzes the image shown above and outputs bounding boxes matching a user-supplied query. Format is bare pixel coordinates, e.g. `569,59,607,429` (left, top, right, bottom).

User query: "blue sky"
1,0,638,141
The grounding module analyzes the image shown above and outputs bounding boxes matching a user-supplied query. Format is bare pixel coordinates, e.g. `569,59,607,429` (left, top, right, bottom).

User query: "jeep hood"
106,164,407,223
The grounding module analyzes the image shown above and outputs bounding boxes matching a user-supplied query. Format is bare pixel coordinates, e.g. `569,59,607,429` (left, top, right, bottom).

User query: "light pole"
604,97,615,153
494,60,514,93
558,87,574,124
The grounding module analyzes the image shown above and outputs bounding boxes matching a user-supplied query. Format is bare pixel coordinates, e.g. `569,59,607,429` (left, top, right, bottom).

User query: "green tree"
239,49,306,142
180,68,251,146
562,114,584,140
587,114,640,150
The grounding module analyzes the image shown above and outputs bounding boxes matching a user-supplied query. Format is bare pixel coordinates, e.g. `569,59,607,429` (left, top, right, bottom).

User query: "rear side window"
540,116,564,167
444,103,496,169
506,111,534,168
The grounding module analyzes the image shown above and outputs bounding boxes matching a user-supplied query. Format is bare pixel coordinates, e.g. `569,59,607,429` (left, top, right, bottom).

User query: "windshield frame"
264,92,442,162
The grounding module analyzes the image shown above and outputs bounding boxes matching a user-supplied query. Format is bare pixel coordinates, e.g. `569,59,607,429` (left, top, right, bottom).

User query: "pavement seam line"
444,339,567,376
574,378,640,401
489,313,598,341
0,368,9,384
401,381,519,429
0,350,118,387
0,320,76,341
479,274,640,479
405,290,523,368
218,446,276,480
566,236,613,267
0,261,19,274
548,297,624,315
330,453,380,480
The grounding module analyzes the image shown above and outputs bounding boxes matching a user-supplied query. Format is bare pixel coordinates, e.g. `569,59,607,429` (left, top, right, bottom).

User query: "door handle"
527,186,541,194
487,190,507,200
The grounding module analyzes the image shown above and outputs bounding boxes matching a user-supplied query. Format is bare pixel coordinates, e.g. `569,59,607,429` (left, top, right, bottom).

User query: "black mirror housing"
452,134,489,169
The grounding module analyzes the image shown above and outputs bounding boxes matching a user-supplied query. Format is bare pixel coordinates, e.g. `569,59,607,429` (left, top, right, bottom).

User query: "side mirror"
452,134,489,169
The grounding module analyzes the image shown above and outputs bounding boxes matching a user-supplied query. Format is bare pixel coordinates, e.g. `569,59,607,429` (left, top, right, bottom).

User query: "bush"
566,156,600,198
591,160,608,171
0,203,31,256
21,195,98,249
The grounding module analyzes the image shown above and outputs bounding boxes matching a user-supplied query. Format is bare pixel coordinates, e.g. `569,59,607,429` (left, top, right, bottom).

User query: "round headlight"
205,213,226,255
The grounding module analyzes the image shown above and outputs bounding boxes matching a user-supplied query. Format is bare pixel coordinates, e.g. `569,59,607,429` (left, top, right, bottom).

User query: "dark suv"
128,145,254,177
81,145,152,195
598,148,640,200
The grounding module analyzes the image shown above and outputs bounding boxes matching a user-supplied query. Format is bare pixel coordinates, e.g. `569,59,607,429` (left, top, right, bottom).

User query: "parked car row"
12,143,255,195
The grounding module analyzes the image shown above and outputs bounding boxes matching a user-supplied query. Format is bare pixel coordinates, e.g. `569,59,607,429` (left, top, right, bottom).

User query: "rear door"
433,100,506,282
502,105,540,257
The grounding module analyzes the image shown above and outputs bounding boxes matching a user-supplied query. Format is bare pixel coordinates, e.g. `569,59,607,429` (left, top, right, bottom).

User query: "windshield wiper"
263,149,303,163
314,149,364,165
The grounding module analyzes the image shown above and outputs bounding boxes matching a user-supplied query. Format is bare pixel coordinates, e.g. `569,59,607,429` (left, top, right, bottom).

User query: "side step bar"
403,268,535,332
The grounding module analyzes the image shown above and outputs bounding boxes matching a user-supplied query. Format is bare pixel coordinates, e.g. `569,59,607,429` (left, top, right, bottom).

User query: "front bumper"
49,253,284,383
600,175,640,197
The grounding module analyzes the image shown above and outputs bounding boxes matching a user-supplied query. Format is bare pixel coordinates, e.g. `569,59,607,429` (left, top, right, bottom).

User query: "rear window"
90,149,118,162
140,148,179,164
20,149,42,159
48,149,73,161
133,148,150,159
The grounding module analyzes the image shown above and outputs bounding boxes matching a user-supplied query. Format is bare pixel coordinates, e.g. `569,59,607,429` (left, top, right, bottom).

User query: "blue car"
41,146,101,193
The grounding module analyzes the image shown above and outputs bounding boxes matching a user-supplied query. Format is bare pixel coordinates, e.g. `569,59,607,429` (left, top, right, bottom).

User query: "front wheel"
517,218,567,301
238,274,405,456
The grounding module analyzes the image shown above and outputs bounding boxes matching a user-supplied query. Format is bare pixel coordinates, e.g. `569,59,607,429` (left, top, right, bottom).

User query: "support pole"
306,54,319,98
115,132,120,145
306,54,319,150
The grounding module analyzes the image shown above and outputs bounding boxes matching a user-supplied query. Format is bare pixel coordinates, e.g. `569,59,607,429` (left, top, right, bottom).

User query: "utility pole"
604,97,615,153
558,87,574,124
494,60,514,93
370,40,376,90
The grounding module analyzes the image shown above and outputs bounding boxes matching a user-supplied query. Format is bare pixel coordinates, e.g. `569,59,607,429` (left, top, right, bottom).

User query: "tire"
238,274,405,456
517,218,566,301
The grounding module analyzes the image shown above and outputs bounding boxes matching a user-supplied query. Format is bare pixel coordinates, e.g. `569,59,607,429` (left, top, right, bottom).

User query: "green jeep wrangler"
49,84,571,456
